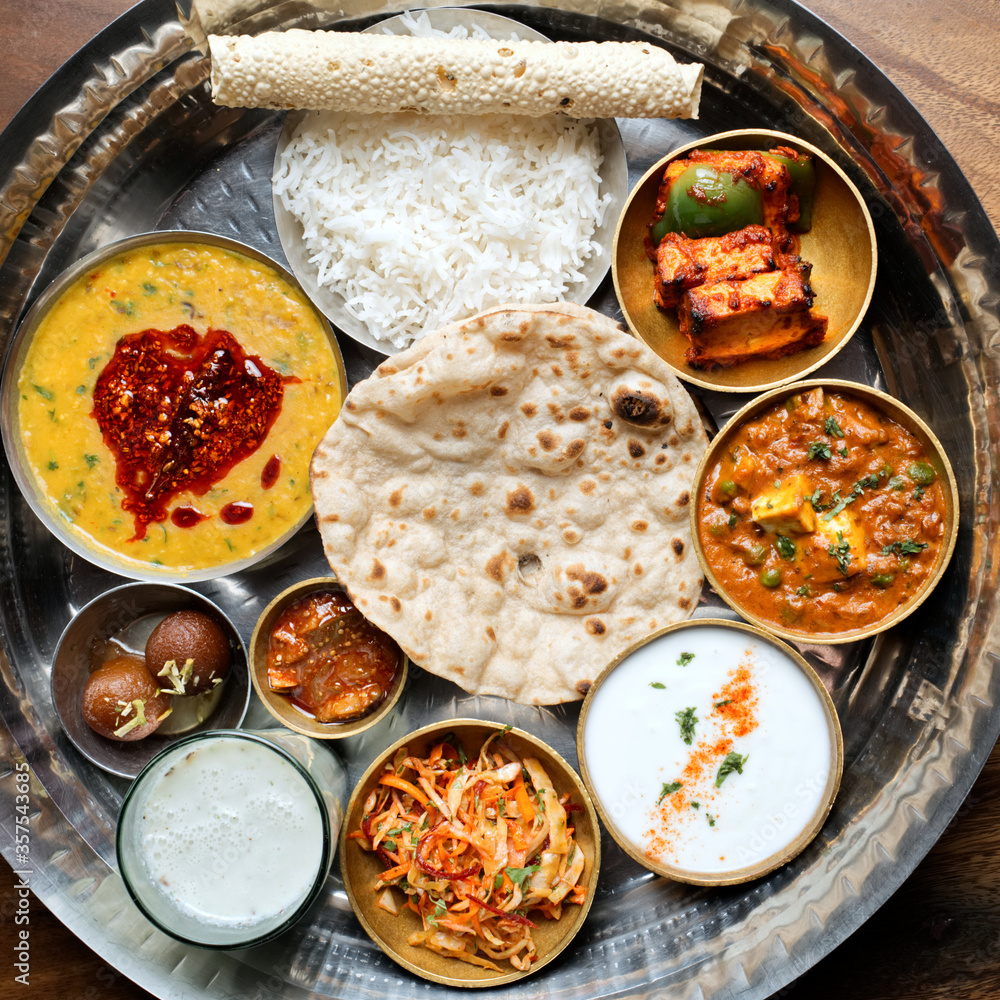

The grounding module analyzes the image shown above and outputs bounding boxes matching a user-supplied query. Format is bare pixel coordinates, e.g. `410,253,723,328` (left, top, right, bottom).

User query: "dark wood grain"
1,1,999,998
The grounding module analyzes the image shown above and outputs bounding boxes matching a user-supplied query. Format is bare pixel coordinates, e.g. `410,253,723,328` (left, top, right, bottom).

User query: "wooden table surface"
1,1,998,998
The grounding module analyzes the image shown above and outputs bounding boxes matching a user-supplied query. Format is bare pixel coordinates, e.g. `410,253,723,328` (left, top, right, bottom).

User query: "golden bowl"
577,618,843,886
249,577,408,739
340,719,601,987
612,129,877,393
689,379,960,644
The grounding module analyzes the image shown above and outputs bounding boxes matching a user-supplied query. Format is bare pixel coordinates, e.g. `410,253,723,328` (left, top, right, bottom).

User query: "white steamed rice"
272,13,611,350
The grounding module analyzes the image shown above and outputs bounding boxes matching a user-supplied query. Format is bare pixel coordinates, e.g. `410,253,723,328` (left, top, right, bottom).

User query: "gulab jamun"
145,610,232,696
82,655,172,741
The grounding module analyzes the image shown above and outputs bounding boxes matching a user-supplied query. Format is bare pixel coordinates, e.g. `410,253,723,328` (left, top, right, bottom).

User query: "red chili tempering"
171,505,207,529
220,501,254,525
261,454,281,490
91,326,287,540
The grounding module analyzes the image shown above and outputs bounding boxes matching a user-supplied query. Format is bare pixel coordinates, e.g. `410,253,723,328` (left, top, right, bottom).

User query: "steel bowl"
272,7,629,356
50,582,250,778
0,230,348,582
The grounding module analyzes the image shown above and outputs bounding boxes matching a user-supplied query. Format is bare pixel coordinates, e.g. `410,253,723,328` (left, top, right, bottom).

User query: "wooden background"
1,1,998,998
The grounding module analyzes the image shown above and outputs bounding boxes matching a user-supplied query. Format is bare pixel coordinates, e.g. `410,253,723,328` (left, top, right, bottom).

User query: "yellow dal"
16,242,344,575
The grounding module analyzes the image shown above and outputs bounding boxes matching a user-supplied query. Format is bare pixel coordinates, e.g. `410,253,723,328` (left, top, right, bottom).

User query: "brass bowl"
612,129,877,393
249,577,408,739
577,619,843,885
689,379,960,644
340,719,601,987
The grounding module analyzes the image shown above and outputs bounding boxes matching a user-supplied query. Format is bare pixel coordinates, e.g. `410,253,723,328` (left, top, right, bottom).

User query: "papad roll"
209,30,703,119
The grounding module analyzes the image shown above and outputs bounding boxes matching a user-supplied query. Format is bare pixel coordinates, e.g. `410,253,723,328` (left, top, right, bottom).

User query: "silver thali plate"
0,2,998,1000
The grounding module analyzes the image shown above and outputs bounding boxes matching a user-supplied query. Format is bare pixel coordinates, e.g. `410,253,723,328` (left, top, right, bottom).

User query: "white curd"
581,622,837,877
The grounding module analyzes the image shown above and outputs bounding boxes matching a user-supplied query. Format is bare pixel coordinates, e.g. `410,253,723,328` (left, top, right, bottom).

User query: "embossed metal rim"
0,3,996,1000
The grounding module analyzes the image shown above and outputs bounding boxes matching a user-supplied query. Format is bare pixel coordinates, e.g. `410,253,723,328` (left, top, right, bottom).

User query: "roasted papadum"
311,303,707,704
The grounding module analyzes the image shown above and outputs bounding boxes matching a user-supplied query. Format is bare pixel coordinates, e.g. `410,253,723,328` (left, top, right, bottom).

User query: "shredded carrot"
353,733,587,975
378,773,430,806
514,773,536,824
377,861,411,882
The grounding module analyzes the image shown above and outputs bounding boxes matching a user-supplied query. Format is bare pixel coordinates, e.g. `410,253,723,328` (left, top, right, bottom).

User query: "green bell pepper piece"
655,164,764,241
765,151,816,232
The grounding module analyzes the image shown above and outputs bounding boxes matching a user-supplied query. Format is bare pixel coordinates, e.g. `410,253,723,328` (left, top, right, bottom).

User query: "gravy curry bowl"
577,618,843,885
340,719,600,987
690,379,959,644
612,129,877,393
0,230,348,582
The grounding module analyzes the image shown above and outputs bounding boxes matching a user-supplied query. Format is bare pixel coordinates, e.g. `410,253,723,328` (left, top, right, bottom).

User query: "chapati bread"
311,303,707,704
209,31,703,119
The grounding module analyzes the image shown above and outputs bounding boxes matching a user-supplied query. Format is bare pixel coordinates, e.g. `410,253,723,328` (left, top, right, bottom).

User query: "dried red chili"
91,325,288,540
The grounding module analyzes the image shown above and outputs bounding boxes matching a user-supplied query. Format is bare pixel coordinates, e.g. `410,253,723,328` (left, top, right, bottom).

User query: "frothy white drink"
131,735,326,930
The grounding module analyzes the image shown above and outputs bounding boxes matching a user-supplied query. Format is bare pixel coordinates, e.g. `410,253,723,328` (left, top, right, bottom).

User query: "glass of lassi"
116,728,345,948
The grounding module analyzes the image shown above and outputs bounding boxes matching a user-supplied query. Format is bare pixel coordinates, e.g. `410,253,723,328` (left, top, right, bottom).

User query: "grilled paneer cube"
654,226,777,309
679,265,828,369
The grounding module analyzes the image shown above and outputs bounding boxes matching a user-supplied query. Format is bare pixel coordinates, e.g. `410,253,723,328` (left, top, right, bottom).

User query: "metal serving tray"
1,2,998,998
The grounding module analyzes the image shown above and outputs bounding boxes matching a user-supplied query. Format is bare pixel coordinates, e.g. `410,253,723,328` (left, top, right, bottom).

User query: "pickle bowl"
50,582,250,779
340,719,601,986
612,128,877,394
0,229,348,583
689,379,960,644
576,618,843,886
249,577,409,740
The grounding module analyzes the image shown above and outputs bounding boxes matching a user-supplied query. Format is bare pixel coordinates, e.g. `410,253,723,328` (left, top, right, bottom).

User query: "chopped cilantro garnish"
505,865,540,888
775,534,796,560
824,416,845,438
829,531,852,575
649,681,666,690
675,706,698,745
881,539,929,556
32,384,54,400
715,752,748,788
657,781,683,803
807,441,832,460
796,584,811,597
714,699,732,708
677,651,695,667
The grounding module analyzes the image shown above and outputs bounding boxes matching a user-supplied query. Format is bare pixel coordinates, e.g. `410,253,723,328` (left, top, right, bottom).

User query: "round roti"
311,303,708,704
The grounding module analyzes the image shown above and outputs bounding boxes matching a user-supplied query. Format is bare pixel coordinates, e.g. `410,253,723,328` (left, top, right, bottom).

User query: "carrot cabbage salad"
350,730,588,972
